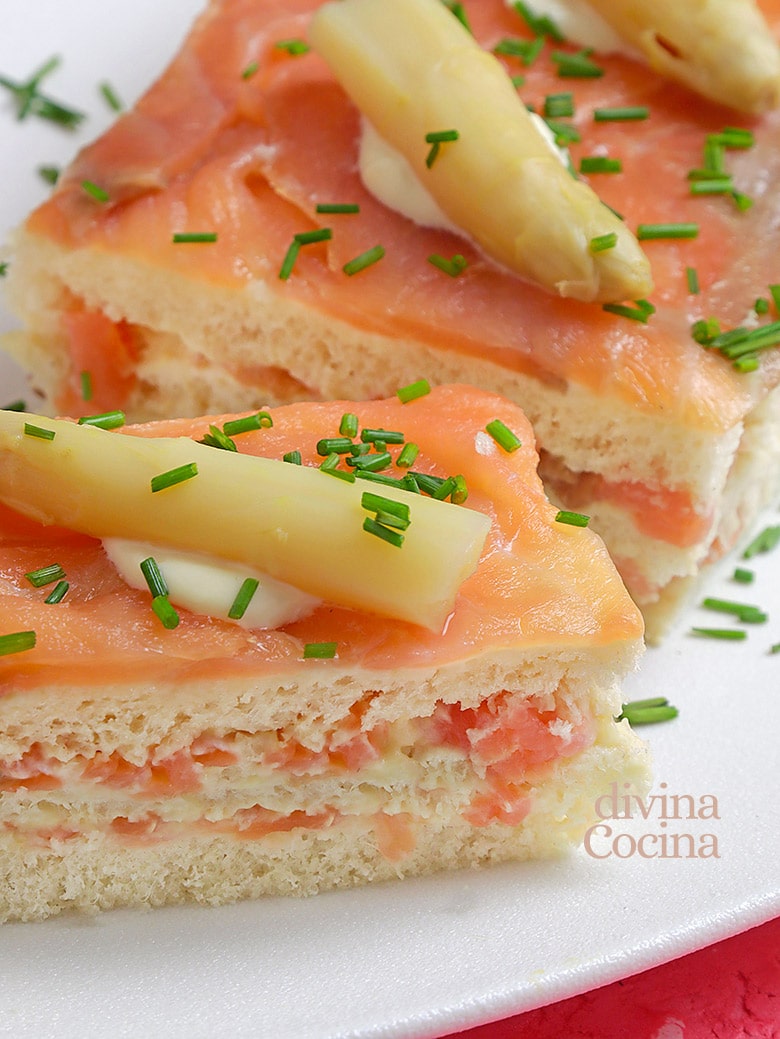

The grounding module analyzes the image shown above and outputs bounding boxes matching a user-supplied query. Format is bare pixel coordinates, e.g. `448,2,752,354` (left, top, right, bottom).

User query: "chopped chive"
279,239,301,280
361,492,411,524
771,643,780,655
409,471,447,497
44,580,69,604
199,424,236,451
769,285,780,312
512,0,565,41
79,370,93,402
349,451,393,472
618,701,678,725
37,164,60,185
701,597,767,623
361,428,405,445
24,422,55,441
374,509,411,531
0,631,36,657
555,509,590,527
734,356,759,373
543,117,581,146
543,92,574,118
0,262,7,277
343,245,385,276
731,190,754,212
319,455,356,482
294,227,332,245
303,641,338,659
0,57,84,128
363,516,404,548
336,413,357,438
443,1,472,33
432,476,458,501
77,410,126,430
402,473,421,494
274,38,310,55
228,577,260,620
579,156,622,174
428,253,468,277
99,81,123,112
689,177,733,196
425,129,460,168
636,223,699,240
316,202,360,214
690,627,747,640
397,378,431,404
691,317,721,344
25,563,66,588
451,474,469,505
317,436,354,456
283,449,302,465
355,469,407,489
140,556,169,598
150,462,198,493
223,412,272,435
686,266,700,294
241,61,259,80
743,525,780,559
589,232,618,253
396,442,419,468
349,442,371,457
755,297,770,316
602,299,656,323
713,126,754,149
485,418,522,453
172,232,218,243
594,106,649,122
733,567,754,584
493,36,545,66
152,595,180,630
551,49,604,78
81,180,110,203
511,74,526,89
2,400,26,412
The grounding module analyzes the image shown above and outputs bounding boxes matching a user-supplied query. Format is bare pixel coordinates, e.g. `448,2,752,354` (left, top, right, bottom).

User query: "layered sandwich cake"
4,0,780,636
0,385,648,922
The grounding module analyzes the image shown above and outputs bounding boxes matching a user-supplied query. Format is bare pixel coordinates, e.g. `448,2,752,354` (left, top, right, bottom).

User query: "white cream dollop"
103,538,320,629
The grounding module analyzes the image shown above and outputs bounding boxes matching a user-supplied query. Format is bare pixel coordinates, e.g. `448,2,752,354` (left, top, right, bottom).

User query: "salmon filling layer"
0,687,595,861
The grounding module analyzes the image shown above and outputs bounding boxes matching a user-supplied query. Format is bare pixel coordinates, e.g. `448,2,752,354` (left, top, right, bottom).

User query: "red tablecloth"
443,915,780,1038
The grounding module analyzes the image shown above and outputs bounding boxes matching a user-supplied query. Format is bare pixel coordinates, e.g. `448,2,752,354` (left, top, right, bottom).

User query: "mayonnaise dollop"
103,539,320,629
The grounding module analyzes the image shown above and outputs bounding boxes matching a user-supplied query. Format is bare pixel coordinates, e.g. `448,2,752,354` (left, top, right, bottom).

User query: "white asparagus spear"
586,0,780,114
309,0,653,304
0,411,491,632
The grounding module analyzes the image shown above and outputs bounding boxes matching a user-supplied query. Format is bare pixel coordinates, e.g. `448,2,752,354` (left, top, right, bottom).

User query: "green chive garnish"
397,379,431,404
427,253,468,277
0,57,84,128
361,492,410,524
140,557,169,598
283,449,302,465
361,428,405,445
355,470,407,489
602,299,656,323
279,239,301,280
618,698,678,725
241,61,259,80
691,626,747,640
172,232,218,243
493,37,545,66
82,180,110,203
152,595,180,630
555,510,590,527
199,425,236,451
228,578,260,620
551,49,604,78
25,563,66,588
78,410,126,429
543,118,581,145
755,297,770,316
443,0,472,33
743,525,780,558
316,203,360,214
303,641,338,659
294,228,333,246
0,631,36,656
701,597,767,623
425,129,460,168
319,454,356,482
2,400,26,412
79,370,93,401
99,81,123,112
396,442,419,468
636,223,699,240
343,245,385,276
543,92,574,118
24,422,55,441
150,462,198,493
349,451,393,472
733,567,754,584
44,580,69,604
317,436,354,456
580,156,622,174
594,106,649,122
512,0,565,40
274,39,310,55
363,516,404,548
0,262,7,277
686,266,700,294
486,418,522,453
223,412,272,435
38,165,60,185
339,412,359,437
590,232,618,253
769,285,780,312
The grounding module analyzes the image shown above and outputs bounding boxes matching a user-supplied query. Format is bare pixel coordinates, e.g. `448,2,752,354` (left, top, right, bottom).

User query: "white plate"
1,5,779,1038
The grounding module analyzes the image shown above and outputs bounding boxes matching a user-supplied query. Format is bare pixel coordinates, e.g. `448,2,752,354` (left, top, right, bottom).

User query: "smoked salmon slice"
0,385,648,921
3,0,780,635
